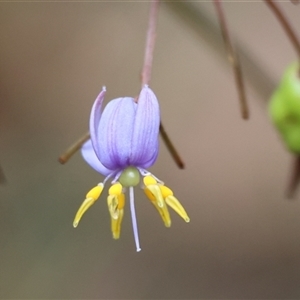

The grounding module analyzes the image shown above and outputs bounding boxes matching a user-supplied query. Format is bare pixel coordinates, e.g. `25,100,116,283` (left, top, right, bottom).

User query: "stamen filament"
129,186,141,252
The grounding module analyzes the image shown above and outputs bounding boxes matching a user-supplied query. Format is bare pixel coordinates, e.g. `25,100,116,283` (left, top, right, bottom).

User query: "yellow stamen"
159,185,173,198
143,175,157,186
107,183,125,239
144,176,189,226
117,193,125,209
108,182,122,196
86,185,103,199
145,184,164,208
73,183,104,228
165,195,190,223
144,186,155,201
111,208,124,239
107,195,119,219
160,185,190,222
144,185,171,227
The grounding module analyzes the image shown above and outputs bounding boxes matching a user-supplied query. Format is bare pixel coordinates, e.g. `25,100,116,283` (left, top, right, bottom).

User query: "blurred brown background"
1,1,300,298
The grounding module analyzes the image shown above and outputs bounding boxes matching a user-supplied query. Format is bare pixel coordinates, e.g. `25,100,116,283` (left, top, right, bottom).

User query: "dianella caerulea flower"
73,85,190,251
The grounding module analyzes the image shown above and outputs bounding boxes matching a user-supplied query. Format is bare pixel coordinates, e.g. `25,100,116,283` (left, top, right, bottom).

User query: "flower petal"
98,97,136,169
90,87,106,159
130,85,160,167
141,140,159,168
81,140,112,176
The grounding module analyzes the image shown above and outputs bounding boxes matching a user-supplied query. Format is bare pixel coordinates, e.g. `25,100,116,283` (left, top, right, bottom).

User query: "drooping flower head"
74,85,189,251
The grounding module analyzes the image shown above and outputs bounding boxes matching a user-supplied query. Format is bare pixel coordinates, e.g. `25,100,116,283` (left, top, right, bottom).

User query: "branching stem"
58,132,90,164
264,0,300,63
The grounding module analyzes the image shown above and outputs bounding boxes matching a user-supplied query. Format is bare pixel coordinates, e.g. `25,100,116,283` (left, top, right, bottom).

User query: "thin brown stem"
58,132,90,164
0,164,6,184
213,0,249,119
141,0,159,86
286,155,300,199
264,0,300,62
159,123,184,169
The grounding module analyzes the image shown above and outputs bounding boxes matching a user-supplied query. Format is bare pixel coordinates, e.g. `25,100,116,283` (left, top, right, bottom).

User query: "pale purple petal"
90,87,106,159
81,140,112,176
130,85,160,167
140,140,159,168
98,97,136,170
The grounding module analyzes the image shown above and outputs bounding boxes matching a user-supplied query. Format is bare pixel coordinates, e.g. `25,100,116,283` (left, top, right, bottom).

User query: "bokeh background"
1,1,300,298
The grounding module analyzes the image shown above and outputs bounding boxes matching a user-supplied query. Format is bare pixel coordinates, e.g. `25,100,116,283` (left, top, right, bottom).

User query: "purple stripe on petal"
81,140,112,176
130,86,160,167
90,87,106,159
98,97,136,170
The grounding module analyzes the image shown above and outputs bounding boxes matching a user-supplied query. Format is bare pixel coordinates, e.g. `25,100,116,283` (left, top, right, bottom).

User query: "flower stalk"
141,0,159,87
59,0,184,169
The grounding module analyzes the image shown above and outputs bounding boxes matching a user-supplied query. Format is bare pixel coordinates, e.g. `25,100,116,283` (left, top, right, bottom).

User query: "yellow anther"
144,184,171,227
73,197,94,228
107,189,126,239
149,198,171,227
108,182,122,196
107,195,119,219
111,209,124,239
159,185,173,198
73,184,104,228
165,195,190,223
143,175,157,186
107,192,125,217
145,184,164,208
86,183,103,200
117,193,125,209
144,188,155,202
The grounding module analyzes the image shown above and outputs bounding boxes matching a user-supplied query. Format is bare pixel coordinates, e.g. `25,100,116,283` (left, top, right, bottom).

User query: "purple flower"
73,85,189,251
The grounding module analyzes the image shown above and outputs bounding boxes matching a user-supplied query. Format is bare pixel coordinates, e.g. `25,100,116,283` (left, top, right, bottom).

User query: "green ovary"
119,167,140,187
